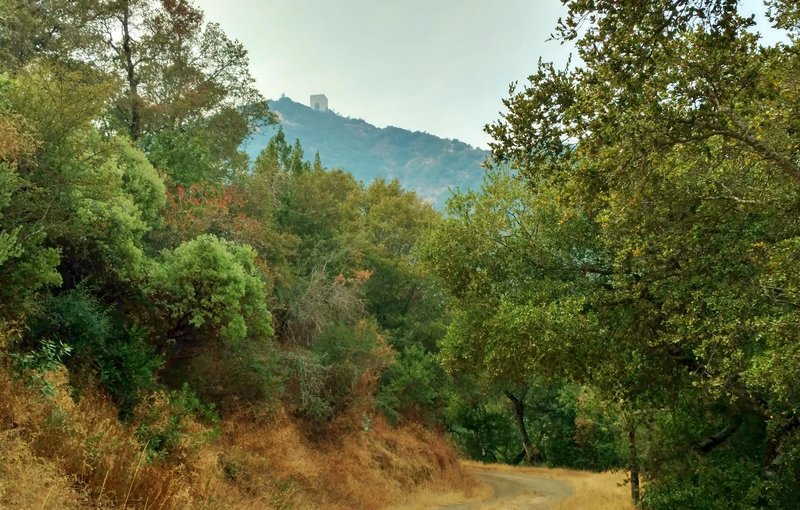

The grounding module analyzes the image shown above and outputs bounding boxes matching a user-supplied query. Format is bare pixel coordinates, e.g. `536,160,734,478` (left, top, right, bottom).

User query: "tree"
0,61,166,295
0,0,102,71
361,179,442,348
99,0,270,137
429,1,800,507
0,82,61,323
145,234,273,349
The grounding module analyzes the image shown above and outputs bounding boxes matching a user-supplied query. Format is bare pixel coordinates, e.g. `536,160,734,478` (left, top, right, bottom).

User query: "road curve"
435,468,574,510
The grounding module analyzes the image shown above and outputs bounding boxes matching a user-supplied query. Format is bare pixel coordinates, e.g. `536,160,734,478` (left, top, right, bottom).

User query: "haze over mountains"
243,96,489,208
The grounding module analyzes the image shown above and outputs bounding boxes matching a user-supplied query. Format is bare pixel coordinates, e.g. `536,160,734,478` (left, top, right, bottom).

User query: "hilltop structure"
310,94,328,112
245,96,488,209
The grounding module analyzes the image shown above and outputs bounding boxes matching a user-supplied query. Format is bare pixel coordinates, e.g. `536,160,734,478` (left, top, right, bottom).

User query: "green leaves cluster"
0,2,455,465
146,234,273,346
427,0,800,506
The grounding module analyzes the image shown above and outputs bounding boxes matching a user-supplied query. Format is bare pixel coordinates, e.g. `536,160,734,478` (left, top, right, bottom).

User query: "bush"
378,344,446,424
281,349,332,422
283,321,392,425
525,384,625,470
445,400,520,463
163,339,284,412
25,287,161,414
134,383,219,461
145,234,273,346
10,338,72,395
641,412,800,509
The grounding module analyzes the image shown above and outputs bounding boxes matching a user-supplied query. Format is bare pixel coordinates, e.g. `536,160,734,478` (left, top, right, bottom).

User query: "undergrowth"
0,356,471,509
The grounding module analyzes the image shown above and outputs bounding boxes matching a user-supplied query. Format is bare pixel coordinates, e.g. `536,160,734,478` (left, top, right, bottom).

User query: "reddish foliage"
158,181,276,277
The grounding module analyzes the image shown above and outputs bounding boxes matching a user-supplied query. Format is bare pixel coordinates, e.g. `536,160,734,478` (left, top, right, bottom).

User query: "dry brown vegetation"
462,461,636,510
0,361,472,510
390,461,635,510
550,470,635,510
209,410,473,509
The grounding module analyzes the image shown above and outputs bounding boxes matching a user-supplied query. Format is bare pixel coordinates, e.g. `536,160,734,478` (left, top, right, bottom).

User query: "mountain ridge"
243,96,488,207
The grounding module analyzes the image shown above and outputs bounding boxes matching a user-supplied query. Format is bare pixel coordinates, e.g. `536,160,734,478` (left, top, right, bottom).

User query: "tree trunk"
504,390,536,463
120,2,141,141
627,423,641,506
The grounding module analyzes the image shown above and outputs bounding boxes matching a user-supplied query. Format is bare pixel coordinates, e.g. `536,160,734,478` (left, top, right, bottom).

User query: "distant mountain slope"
243,97,488,207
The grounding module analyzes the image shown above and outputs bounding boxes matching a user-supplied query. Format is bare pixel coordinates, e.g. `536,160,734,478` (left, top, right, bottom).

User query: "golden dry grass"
0,357,473,510
209,408,474,509
551,470,636,510
0,356,633,510
0,365,198,509
461,461,636,510
0,430,85,510
384,480,490,510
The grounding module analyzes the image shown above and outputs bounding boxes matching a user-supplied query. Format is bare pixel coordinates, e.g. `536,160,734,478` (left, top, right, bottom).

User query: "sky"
194,0,783,150
194,0,572,149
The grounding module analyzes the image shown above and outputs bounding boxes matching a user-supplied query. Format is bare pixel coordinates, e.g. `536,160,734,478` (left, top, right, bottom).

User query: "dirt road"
435,468,574,510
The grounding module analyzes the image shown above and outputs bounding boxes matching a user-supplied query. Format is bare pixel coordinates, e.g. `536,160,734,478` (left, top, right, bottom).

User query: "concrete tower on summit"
310,94,328,112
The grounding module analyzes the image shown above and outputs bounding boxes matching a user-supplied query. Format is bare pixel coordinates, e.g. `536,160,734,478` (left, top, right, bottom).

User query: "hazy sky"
194,0,571,149
195,0,781,150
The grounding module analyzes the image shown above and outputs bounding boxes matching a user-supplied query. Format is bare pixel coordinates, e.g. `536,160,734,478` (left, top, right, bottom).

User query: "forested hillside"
0,1,469,508
244,96,488,208
2,1,800,509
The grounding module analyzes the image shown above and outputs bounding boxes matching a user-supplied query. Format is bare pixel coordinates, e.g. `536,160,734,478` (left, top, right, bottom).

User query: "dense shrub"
284,321,392,425
26,287,160,414
378,344,447,424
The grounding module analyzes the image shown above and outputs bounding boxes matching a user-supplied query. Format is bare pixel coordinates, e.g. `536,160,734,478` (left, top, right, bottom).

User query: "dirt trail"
434,468,574,510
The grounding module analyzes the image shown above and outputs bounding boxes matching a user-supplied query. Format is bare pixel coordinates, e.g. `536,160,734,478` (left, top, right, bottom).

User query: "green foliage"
441,376,625,470
445,398,519,463
0,0,100,71
0,89,62,320
0,216,61,323
378,345,446,424
427,0,800,505
281,349,332,422
165,338,283,411
143,125,242,185
312,322,390,416
284,322,391,424
98,325,162,414
28,287,161,414
146,234,273,346
110,137,166,228
523,383,625,471
9,60,118,147
0,0,461,481
642,447,775,510
276,167,362,270
11,338,71,373
99,0,273,142
2,63,165,286
361,178,446,351
134,383,219,461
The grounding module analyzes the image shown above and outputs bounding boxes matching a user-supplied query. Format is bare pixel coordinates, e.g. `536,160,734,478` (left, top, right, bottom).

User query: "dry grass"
208,409,474,509
0,430,85,510
384,481,490,510
0,358,473,510
461,461,636,510
0,357,631,510
0,365,199,509
551,470,635,510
